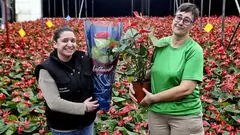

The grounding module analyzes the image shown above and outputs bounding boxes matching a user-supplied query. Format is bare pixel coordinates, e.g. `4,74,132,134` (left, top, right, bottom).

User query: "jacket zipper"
73,68,81,92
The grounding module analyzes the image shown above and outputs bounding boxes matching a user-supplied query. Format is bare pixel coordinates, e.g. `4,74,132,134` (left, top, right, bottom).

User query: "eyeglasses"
174,15,193,26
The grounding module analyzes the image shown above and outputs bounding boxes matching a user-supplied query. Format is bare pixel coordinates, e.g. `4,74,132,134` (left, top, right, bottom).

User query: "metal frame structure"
1,0,240,47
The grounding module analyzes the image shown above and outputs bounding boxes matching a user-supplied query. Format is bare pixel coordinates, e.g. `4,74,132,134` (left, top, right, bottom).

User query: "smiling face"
54,31,77,61
172,11,194,37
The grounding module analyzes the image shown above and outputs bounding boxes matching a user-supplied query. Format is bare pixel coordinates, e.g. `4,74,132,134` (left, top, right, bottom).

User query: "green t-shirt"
149,36,204,116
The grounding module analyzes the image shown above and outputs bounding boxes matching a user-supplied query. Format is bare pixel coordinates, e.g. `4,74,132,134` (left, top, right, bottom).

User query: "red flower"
11,90,21,96
2,110,10,118
117,89,127,94
140,121,148,128
117,120,125,126
130,22,138,27
237,119,240,123
113,130,122,135
37,91,43,99
109,42,118,48
203,120,209,127
204,66,213,75
120,65,127,71
24,120,30,128
17,126,24,133
39,128,46,134
0,93,7,100
123,116,133,123
225,124,234,131
207,105,216,111
121,79,129,86
99,131,110,135
229,131,236,135
139,29,151,34
12,96,22,102
233,59,240,67
114,82,121,88
97,110,105,115
124,21,138,30
109,106,116,114
133,11,145,20
24,100,32,107
95,32,110,39
210,122,219,129
23,92,30,98
134,124,141,132
135,37,144,43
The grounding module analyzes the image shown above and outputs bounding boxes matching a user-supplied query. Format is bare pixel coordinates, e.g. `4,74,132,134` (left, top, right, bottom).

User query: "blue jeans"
51,123,94,135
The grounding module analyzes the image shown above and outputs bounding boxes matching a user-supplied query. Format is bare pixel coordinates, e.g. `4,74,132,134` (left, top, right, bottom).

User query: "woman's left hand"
140,88,155,106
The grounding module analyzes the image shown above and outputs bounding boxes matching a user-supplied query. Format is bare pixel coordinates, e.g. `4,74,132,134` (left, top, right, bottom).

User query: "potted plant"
102,12,151,104
114,12,170,103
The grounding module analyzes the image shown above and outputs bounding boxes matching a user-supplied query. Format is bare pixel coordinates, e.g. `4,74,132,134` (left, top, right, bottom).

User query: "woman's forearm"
39,69,87,115
152,85,190,103
152,80,197,103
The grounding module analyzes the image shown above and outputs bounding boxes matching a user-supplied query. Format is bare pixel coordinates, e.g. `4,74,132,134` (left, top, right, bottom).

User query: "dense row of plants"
0,15,239,135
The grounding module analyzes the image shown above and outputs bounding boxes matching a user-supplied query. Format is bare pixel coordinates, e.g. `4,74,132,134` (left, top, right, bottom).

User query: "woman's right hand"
129,83,138,103
83,97,99,112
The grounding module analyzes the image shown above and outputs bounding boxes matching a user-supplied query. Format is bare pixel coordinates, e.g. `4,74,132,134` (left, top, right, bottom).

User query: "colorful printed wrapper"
84,20,123,111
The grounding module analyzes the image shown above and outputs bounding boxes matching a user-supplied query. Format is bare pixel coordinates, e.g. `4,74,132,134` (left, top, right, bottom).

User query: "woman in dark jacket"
35,26,99,135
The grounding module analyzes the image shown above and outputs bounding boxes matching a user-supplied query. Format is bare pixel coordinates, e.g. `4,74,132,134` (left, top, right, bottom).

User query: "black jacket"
35,50,96,130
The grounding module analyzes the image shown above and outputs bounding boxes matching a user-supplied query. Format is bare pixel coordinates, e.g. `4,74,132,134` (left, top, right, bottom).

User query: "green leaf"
94,39,110,49
28,90,37,102
112,89,119,96
238,100,240,109
91,47,107,60
125,48,138,57
112,43,127,53
222,131,230,135
17,103,28,113
4,125,17,135
44,132,53,135
7,115,18,121
225,105,240,114
0,120,9,134
231,116,240,123
101,119,117,132
23,122,39,133
112,97,126,103
18,111,29,118
124,69,135,76
15,73,24,79
125,122,135,129
0,88,10,96
9,72,23,79
33,107,45,113
2,101,17,109
14,61,21,70
123,28,138,39
149,34,170,48
115,127,138,135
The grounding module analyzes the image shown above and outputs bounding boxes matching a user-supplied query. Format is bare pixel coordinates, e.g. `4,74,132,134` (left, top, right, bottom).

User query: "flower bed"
0,16,239,135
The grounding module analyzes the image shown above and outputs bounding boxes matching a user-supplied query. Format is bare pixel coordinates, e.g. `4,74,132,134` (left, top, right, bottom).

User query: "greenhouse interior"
0,0,240,135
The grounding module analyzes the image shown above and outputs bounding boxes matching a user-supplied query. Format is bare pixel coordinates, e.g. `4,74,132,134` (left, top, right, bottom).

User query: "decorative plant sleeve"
84,20,123,111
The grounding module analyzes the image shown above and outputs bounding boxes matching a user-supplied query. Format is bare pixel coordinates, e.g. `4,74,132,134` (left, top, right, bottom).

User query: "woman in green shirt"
129,3,204,135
